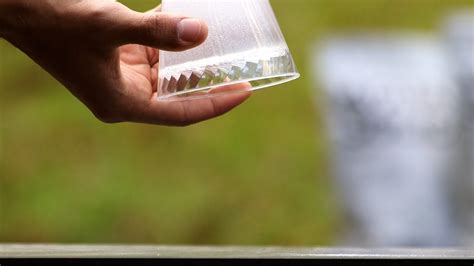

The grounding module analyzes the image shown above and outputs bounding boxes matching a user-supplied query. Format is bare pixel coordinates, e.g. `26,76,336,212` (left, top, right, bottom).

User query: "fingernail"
178,19,203,43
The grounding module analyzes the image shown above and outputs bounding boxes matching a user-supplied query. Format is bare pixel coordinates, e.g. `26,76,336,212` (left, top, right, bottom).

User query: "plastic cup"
158,0,300,100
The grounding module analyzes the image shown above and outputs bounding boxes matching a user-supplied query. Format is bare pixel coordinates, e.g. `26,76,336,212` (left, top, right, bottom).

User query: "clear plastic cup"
158,0,300,100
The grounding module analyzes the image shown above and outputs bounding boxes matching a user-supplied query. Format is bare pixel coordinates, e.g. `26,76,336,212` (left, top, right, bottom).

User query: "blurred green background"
1,0,473,245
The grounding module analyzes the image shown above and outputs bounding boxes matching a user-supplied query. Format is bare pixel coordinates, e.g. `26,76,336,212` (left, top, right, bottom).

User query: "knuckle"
61,2,121,40
142,13,179,45
81,5,119,36
73,1,113,20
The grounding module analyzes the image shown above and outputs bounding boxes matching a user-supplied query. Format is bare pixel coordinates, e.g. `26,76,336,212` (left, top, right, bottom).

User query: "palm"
120,44,158,99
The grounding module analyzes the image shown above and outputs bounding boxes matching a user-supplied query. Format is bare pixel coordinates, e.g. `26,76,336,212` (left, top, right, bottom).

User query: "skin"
0,0,251,126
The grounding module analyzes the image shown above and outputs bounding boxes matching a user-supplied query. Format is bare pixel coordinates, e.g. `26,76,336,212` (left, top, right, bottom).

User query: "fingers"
128,83,252,126
109,9,208,51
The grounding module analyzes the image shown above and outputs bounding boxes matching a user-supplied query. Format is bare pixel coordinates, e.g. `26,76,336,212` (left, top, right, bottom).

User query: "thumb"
110,10,208,51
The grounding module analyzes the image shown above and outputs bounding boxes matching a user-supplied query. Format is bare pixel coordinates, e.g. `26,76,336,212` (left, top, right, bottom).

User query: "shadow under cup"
158,0,300,100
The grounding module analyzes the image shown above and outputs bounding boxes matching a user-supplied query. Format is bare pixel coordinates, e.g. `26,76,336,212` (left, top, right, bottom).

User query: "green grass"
1,0,473,245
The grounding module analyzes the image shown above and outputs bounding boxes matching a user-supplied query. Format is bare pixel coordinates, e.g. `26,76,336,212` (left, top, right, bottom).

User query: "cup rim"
157,72,300,101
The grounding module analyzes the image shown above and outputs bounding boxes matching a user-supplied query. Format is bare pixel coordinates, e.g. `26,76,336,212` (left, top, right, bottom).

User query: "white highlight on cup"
158,0,300,100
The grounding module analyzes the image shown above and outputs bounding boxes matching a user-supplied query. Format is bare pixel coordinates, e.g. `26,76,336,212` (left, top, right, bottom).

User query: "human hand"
0,0,251,126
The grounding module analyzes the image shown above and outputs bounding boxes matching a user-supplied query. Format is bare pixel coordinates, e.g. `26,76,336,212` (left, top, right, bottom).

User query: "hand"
0,0,251,126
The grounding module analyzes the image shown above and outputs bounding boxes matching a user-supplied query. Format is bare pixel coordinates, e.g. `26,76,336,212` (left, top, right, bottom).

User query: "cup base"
157,73,299,101
158,47,299,100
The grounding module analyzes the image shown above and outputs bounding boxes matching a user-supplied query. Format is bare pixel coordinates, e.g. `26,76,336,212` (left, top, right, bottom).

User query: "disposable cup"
158,0,300,100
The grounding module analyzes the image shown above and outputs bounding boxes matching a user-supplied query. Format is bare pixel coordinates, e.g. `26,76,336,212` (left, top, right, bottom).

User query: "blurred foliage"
1,0,473,245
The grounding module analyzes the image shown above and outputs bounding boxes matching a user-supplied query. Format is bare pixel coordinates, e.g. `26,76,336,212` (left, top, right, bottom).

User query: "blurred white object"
444,11,474,81
315,34,461,246
158,0,299,100
443,10,474,246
